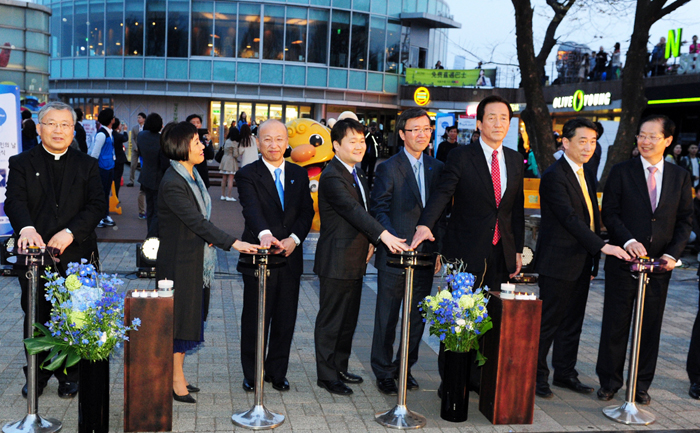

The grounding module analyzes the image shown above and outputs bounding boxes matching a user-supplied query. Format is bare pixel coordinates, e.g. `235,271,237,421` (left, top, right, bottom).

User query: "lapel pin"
291,179,294,184
36,173,40,176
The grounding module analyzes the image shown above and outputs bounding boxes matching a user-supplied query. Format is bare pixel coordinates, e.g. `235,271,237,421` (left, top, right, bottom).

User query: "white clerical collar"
42,145,68,161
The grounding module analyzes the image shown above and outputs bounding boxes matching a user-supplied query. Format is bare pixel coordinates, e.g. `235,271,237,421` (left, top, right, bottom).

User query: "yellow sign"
414,87,430,106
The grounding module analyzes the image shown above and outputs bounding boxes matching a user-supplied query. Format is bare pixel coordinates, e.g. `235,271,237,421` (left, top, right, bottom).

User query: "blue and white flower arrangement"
24,260,140,370
419,258,493,363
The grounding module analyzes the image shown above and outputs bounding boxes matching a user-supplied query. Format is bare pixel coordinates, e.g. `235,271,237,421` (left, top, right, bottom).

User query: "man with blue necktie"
235,119,314,392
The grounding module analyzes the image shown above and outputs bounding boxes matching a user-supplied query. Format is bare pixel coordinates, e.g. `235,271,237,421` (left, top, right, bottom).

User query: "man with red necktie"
410,95,525,393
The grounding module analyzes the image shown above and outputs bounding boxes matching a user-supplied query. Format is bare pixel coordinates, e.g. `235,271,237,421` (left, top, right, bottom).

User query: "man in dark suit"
410,95,525,393
314,118,408,396
236,119,315,392
370,108,443,395
534,118,630,399
5,101,106,399
411,95,524,292
597,114,693,405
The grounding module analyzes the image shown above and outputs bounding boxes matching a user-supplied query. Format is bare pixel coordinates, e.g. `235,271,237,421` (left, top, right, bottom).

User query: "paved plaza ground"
1,239,700,432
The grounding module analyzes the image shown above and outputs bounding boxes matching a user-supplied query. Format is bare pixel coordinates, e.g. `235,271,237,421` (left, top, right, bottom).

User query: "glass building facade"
0,0,52,106
36,0,455,141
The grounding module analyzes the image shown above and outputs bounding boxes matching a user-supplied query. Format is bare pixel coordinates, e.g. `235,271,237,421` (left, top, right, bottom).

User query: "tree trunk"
599,2,652,186
599,0,691,187
512,0,556,173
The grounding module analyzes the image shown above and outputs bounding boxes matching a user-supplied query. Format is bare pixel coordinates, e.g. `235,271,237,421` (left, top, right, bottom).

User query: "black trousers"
438,241,509,384
142,185,158,238
536,265,592,385
687,280,700,384
19,261,81,385
596,267,671,392
98,167,113,218
113,162,125,198
361,156,377,189
315,276,363,381
241,266,300,381
371,269,433,380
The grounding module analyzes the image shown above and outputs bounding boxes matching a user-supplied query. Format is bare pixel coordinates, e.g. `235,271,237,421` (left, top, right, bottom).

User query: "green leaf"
24,336,62,354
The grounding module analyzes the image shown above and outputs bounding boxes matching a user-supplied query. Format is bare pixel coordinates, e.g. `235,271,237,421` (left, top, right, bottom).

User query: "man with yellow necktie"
533,118,631,399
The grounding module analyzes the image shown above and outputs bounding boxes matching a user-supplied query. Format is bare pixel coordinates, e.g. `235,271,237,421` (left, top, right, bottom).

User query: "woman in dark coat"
156,121,258,403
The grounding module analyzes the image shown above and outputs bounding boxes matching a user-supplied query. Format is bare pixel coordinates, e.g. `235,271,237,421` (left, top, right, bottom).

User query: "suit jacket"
314,157,386,280
5,145,105,266
195,143,215,188
113,131,128,165
534,157,605,280
417,142,525,274
370,151,443,274
130,124,141,152
602,157,693,273
235,159,314,278
157,168,237,341
74,122,88,153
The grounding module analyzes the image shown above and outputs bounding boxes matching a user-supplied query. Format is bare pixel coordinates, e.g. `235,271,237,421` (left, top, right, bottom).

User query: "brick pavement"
1,242,700,432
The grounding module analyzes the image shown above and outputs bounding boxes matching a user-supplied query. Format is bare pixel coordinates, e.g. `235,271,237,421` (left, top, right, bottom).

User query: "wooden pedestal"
479,291,541,425
124,292,173,432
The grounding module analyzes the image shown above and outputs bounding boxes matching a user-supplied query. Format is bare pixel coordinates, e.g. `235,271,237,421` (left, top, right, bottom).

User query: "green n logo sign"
666,28,682,59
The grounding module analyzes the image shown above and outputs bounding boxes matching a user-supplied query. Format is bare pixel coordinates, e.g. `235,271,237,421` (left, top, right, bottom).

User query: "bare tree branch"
657,0,693,20
536,0,577,67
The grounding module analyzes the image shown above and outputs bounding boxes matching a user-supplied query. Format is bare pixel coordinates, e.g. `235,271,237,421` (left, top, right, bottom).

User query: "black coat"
534,157,605,280
417,142,525,274
113,131,128,165
370,151,443,274
156,168,237,341
314,157,385,280
137,130,164,190
5,145,105,267
74,122,88,153
603,157,693,273
235,159,314,278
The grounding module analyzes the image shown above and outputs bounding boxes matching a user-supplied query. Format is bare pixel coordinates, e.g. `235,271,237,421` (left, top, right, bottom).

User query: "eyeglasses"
404,127,433,136
41,122,74,131
635,134,665,143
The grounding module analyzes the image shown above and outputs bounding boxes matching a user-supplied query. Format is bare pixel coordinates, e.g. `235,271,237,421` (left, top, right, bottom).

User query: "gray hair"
38,101,77,124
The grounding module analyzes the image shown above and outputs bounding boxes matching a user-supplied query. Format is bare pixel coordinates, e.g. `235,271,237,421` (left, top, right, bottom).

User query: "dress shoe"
376,378,398,395
635,390,651,405
690,382,700,399
126,182,134,187
552,377,594,394
264,375,290,391
242,378,254,392
57,381,79,399
317,379,353,395
394,373,419,390
597,387,616,401
186,384,200,393
173,390,196,403
535,382,553,398
337,371,363,384
21,382,45,398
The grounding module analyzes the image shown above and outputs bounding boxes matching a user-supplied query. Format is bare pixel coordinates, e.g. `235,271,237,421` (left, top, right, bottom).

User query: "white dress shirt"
257,159,300,246
479,137,507,199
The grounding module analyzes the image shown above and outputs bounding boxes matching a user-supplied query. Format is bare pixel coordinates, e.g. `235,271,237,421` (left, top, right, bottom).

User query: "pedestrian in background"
219,127,239,202
138,113,165,238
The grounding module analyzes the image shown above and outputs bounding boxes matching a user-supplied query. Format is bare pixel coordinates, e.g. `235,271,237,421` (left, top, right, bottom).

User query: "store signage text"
552,90,611,111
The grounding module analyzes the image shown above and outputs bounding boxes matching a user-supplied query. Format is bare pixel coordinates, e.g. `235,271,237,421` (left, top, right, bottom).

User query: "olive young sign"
552,90,612,111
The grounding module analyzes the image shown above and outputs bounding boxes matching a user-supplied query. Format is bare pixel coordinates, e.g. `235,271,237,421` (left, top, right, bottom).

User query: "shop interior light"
648,97,700,105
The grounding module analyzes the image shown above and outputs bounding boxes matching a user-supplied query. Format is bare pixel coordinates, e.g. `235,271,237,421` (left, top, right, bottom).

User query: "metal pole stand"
376,251,432,429
4,246,62,433
232,248,285,430
603,257,659,426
